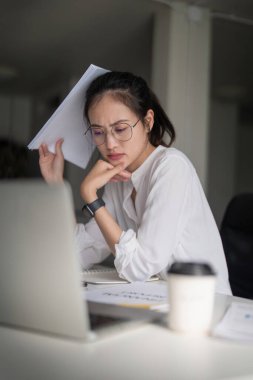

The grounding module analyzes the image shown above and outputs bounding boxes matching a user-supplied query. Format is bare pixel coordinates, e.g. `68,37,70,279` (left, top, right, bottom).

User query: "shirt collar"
131,145,164,189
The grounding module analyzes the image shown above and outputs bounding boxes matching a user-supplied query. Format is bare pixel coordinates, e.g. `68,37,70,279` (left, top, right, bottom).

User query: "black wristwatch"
82,198,105,217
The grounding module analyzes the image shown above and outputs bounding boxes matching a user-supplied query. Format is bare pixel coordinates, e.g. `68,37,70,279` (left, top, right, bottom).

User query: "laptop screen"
0,180,90,340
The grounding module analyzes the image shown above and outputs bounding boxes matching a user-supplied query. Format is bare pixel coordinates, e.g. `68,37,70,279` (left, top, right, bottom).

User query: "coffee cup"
167,261,216,334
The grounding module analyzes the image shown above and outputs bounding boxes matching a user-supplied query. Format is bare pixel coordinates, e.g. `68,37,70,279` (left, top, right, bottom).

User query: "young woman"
39,71,231,294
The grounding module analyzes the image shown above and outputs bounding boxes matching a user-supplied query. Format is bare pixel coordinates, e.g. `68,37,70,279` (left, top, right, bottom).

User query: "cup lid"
167,261,216,276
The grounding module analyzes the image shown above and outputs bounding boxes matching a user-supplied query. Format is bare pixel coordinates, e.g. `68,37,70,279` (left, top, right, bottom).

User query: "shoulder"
151,146,196,177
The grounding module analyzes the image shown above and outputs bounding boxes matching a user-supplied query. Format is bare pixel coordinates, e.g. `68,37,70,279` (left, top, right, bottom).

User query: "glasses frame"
84,119,140,146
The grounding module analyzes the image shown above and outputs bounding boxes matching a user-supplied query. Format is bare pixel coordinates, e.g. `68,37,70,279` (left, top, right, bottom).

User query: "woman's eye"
92,129,104,136
114,125,128,133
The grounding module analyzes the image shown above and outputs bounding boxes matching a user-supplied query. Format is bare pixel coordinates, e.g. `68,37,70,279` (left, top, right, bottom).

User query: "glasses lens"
112,123,132,142
90,127,105,145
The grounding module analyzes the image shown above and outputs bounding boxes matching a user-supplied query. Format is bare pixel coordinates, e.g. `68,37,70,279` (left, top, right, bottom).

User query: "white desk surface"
1,292,253,380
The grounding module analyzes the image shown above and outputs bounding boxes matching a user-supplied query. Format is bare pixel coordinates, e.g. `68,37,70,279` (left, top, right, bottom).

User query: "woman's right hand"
80,159,130,203
39,139,64,184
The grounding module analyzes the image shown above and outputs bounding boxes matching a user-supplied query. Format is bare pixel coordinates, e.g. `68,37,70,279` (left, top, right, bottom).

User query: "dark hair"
84,71,175,147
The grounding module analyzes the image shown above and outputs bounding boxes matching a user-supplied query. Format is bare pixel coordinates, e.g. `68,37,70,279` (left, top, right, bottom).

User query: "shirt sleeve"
75,189,117,269
114,154,193,282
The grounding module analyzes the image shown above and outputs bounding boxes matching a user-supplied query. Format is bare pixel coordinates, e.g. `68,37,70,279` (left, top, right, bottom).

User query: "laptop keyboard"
89,311,130,329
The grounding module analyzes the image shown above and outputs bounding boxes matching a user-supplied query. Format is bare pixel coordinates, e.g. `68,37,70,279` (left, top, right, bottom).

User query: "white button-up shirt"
75,146,231,294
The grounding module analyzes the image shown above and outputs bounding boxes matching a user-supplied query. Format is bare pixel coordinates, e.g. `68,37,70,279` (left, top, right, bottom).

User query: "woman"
39,71,231,294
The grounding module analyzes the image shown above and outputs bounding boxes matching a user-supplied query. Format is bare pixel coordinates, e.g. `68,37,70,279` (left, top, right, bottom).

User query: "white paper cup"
167,262,216,334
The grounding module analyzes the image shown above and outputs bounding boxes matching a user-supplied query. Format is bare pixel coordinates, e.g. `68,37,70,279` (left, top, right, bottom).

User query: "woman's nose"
105,131,118,149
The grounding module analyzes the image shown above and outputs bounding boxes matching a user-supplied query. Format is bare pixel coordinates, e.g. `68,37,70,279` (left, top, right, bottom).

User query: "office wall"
0,95,32,144
207,100,238,227
152,3,211,191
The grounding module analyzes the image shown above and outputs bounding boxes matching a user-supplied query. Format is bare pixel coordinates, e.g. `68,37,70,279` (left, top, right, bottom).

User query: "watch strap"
82,198,105,217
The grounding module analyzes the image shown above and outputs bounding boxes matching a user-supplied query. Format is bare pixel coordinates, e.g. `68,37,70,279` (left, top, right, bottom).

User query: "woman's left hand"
80,159,131,203
39,139,64,183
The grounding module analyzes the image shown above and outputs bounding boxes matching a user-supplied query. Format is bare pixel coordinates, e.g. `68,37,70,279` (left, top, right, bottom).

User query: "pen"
119,304,151,309
119,303,168,311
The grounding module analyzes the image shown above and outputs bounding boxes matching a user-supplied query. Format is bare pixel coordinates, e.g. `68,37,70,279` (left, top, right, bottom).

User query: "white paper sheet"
28,64,109,169
213,301,253,342
84,282,169,311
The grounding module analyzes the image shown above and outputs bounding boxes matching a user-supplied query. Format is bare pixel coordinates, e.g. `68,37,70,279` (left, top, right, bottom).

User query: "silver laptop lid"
0,180,90,340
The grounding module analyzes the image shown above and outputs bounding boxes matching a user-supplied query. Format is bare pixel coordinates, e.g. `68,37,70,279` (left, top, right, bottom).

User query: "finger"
39,144,49,157
38,145,44,157
120,169,131,176
109,176,129,183
98,159,114,170
118,170,131,179
111,174,122,181
95,163,123,184
56,138,64,146
110,173,130,182
109,175,122,182
104,164,126,181
111,163,125,174
109,178,119,183
55,139,64,157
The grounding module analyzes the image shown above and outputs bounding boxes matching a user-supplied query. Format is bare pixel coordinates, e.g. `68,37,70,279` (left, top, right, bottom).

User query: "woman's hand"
108,169,131,183
39,139,64,184
80,159,131,203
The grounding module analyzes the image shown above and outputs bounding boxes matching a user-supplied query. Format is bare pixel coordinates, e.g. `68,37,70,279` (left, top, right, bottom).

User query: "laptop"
0,180,158,341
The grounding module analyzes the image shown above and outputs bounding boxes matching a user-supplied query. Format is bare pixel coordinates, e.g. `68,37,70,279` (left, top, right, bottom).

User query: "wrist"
82,194,97,204
82,198,105,217
81,187,97,204
45,176,64,184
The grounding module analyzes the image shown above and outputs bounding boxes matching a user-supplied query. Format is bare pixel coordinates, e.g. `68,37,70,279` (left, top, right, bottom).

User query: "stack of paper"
28,64,109,169
84,282,169,312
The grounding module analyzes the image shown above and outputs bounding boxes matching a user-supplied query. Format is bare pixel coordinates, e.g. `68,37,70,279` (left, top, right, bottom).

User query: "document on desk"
213,302,253,343
84,282,169,312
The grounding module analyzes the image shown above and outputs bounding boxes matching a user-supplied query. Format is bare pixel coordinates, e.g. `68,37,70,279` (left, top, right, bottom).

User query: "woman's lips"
108,153,125,161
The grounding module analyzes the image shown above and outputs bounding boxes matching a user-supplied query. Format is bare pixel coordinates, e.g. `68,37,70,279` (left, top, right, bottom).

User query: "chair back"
220,193,253,299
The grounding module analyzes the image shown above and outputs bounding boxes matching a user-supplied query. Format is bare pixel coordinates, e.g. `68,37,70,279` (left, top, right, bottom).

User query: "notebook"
0,180,157,341
81,265,159,285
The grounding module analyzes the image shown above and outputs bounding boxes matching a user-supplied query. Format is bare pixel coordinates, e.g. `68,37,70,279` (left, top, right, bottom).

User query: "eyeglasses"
84,120,140,146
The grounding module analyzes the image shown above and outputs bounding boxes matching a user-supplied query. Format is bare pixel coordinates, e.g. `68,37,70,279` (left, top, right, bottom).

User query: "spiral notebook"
81,265,159,285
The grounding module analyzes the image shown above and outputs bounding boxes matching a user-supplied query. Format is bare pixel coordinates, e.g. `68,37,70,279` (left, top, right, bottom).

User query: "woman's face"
88,93,155,172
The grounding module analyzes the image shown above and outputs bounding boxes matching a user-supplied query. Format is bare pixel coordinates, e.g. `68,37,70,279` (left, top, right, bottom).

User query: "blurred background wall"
0,0,253,227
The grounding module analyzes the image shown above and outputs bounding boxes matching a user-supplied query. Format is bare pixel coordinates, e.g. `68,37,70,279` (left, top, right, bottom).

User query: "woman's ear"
144,109,154,132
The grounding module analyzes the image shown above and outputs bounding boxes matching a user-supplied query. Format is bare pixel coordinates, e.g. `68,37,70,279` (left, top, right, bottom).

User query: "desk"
1,293,253,380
